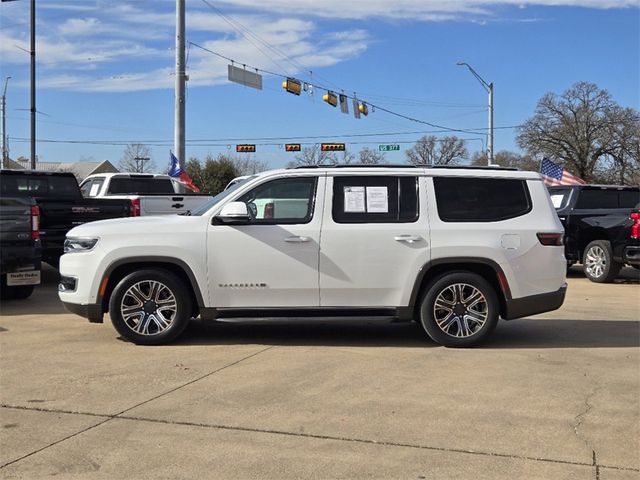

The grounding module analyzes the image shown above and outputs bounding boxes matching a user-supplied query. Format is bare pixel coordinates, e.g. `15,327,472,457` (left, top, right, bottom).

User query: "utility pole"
175,0,186,178
457,62,494,165
134,156,150,173
2,77,10,169
30,0,36,169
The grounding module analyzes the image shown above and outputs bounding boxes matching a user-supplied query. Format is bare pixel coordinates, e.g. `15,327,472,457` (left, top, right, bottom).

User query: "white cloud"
2,0,637,93
216,0,638,20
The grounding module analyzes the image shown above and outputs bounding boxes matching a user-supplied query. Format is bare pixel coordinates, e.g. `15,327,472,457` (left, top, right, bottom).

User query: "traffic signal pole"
30,0,36,169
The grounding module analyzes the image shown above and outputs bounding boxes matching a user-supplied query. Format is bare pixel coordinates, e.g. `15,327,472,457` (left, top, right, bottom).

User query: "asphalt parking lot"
1,266,639,480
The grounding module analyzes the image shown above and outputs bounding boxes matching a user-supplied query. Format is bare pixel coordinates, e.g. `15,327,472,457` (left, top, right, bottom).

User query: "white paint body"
60,167,566,315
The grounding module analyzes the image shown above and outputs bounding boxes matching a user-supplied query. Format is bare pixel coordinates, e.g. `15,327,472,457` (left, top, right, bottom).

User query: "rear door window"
434,177,531,222
331,176,419,223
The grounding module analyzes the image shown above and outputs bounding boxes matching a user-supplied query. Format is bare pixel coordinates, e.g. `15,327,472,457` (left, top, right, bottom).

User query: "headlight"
64,237,99,253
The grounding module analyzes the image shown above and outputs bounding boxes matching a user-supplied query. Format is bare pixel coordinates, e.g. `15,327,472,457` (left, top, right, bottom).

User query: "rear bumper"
62,301,104,323
623,246,640,266
502,284,567,320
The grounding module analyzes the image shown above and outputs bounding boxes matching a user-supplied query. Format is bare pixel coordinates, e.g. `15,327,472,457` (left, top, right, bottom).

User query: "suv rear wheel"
419,272,499,347
583,240,621,283
109,269,192,345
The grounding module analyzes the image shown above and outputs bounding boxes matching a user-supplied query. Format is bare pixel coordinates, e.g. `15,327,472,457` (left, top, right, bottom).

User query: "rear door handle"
394,235,422,244
285,236,311,243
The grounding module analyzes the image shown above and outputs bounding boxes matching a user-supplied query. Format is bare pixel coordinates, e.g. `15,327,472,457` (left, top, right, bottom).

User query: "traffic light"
285,144,301,152
282,78,302,95
321,143,345,152
236,144,256,153
323,91,338,107
358,102,369,116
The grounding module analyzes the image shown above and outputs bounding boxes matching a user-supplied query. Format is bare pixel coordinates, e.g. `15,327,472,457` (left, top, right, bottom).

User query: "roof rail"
288,164,518,171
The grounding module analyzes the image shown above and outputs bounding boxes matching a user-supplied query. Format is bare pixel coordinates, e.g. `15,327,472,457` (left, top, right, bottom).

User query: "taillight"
537,232,564,246
264,202,274,219
631,212,640,239
130,198,141,217
31,205,40,240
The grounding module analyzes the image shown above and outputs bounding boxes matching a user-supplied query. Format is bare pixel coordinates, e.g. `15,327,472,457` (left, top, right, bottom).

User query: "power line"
187,42,509,137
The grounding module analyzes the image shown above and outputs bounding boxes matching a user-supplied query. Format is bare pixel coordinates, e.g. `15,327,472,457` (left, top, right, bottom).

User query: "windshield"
190,175,258,216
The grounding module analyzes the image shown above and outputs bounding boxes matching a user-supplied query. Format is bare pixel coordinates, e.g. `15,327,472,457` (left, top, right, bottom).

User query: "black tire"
582,240,621,283
109,269,192,345
419,271,499,348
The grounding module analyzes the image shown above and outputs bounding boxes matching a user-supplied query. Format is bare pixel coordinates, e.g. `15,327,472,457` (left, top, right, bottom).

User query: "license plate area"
7,271,41,286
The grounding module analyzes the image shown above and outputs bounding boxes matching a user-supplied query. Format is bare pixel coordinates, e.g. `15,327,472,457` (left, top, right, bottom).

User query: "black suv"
548,185,640,282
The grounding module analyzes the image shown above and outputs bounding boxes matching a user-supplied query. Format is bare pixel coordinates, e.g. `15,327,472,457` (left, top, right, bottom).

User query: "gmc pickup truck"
80,173,213,216
548,184,640,282
0,196,41,300
0,170,132,267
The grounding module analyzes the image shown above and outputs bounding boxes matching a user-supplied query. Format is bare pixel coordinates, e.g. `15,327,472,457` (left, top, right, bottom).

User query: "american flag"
540,158,585,186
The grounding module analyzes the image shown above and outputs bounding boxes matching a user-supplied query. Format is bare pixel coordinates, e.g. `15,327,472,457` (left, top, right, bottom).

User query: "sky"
1,0,639,171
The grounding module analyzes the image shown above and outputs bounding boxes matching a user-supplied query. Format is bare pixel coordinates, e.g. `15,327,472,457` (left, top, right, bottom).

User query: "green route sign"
379,144,400,152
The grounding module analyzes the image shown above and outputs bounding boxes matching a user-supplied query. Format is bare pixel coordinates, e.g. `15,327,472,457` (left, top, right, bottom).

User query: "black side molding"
62,301,104,323
502,284,567,320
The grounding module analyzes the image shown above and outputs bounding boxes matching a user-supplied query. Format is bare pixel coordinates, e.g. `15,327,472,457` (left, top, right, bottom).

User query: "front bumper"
62,301,104,323
502,283,567,320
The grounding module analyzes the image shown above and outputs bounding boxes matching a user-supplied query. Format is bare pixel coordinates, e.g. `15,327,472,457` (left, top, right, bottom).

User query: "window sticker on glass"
344,186,365,212
366,186,389,213
550,194,565,208
89,183,101,197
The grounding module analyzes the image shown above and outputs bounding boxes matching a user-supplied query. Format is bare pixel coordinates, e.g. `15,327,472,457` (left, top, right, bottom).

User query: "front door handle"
394,235,422,244
285,236,311,243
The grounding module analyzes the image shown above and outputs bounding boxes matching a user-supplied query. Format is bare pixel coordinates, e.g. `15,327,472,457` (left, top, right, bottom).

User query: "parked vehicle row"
59,165,568,347
80,173,213,216
548,184,640,282
0,170,133,268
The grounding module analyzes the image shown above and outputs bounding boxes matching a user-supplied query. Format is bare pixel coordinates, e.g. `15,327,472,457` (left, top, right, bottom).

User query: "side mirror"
214,201,250,224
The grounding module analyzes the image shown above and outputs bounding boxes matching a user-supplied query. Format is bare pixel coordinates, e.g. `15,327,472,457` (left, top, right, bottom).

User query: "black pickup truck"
0,170,132,267
0,196,41,300
548,184,640,282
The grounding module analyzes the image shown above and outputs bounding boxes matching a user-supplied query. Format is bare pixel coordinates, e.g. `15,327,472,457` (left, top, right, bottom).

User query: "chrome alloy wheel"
120,280,177,336
433,283,488,338
584,245,606,279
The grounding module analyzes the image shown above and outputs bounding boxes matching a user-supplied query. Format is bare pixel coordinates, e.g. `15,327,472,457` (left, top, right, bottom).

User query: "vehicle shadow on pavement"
173,317,640,349
0,267,65,317
567,265,640,284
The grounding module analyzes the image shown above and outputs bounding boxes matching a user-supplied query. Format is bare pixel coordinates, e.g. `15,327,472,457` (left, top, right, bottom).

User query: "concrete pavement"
1,266,638,479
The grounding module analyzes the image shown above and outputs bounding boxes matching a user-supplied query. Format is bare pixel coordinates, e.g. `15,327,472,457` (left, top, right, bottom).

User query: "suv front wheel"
419,272,499,347
109,269,192,345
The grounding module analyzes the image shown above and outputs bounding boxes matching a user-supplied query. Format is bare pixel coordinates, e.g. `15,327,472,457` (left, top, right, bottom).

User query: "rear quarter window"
434,177,531,222
575,190,619,209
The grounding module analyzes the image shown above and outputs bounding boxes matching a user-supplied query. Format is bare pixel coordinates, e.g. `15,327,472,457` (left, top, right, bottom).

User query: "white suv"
59,166,567,347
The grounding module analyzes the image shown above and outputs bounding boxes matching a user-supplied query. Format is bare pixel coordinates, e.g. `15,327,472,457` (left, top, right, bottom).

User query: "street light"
457,62,494,165
2,76,11,169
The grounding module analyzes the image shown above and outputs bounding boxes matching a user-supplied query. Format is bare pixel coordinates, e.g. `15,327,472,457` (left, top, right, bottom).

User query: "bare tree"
287,146,337,168
338,150,356,165
229,155,269,175
119,143,156,173
357,147,386,165
405,135,468,165
471,150,540,171
516,82,639,184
